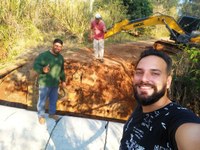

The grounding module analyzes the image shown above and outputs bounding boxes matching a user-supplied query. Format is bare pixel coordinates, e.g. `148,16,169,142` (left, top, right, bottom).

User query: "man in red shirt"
90,13,107,63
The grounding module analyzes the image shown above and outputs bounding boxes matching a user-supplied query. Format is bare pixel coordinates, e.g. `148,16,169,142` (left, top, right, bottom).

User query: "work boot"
38,116,46,125
95,58,99,61
49,114,60,121
100,59,104,63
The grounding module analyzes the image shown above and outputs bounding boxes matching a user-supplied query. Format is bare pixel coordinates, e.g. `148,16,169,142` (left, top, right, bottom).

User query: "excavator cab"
170,16,200,41
178,16,200,34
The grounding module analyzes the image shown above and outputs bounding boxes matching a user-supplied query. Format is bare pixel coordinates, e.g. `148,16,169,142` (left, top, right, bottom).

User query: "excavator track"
153,40,183,54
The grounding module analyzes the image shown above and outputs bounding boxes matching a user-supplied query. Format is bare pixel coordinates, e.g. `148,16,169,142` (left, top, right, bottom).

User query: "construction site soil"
0,40,155,122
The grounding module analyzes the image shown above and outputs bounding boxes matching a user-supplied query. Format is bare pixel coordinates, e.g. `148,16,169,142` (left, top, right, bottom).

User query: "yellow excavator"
104,14,200,53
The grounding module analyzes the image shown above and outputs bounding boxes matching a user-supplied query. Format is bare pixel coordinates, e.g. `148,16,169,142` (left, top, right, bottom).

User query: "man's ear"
167,75,172,89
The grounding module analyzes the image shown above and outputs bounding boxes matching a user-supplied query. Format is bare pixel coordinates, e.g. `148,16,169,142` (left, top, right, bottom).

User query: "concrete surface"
0,105,124,150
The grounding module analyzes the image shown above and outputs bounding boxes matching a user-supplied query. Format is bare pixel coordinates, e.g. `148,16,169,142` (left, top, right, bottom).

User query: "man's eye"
152,72,160,76
135,71,143,75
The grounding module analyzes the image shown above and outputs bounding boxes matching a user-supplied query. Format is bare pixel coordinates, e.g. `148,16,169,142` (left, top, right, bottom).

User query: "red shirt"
91,19,106,40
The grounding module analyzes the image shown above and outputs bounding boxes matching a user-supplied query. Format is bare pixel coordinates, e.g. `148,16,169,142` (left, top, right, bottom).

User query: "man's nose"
140,72,150,82
56,47,62,51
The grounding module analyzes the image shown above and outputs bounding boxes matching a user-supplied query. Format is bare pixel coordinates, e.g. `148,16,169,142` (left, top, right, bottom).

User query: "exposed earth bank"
0,41,154,122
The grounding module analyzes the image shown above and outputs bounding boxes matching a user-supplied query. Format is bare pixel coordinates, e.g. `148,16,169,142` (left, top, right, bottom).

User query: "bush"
171,46,200,116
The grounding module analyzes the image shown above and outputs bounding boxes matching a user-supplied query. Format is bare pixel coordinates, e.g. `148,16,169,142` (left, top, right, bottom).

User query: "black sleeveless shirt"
120,103,200,150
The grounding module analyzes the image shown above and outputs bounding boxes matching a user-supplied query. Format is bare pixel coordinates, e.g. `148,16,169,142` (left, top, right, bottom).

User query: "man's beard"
53,49,60,54
133,82,167,106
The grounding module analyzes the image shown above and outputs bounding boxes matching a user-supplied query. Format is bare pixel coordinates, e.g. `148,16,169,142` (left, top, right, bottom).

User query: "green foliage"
185,47,200,90
180,0,200,17
171,46,200,115
58,1,91,42
0,0,43,61
0,0,194,63
150,0,179,14
122,0,153,20
120,0,179,39
148,0,179,39
93,0,127,28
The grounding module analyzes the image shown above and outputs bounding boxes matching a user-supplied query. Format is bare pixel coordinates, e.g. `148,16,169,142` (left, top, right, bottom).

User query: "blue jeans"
37,86,58,117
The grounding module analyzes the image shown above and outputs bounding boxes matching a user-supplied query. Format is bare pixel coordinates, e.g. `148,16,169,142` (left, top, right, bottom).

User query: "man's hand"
43,64,50,73
61,81,66,88
88,34,93,41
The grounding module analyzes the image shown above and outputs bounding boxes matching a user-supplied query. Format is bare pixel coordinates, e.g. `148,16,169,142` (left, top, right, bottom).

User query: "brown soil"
0,40,154,122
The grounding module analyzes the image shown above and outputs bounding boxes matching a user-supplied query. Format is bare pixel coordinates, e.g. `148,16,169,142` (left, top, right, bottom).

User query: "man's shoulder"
91,19,105,25
35,50,49,59
58,53,64,59
168,102,200,122
99,20,105,25
167,102,190,113
91,19,96,24
39,50,49,56
169,102,189,109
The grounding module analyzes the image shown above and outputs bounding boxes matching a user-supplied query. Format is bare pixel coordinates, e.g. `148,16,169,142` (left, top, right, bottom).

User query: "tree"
150,0,179,17
122,0,153,20
180,0,200,17
92,0,127,28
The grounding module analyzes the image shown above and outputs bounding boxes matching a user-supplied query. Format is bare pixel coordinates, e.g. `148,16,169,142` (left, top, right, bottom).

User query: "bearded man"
120,49,200,150
33,39,66,124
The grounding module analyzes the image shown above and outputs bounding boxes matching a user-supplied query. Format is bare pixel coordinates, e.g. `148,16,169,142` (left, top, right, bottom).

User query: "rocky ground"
0,40,155,122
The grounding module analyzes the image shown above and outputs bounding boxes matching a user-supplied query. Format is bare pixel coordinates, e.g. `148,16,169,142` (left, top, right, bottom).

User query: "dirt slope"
0,41,154,122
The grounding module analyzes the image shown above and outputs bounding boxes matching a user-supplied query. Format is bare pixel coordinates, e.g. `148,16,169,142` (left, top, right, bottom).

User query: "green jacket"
33,50,66,86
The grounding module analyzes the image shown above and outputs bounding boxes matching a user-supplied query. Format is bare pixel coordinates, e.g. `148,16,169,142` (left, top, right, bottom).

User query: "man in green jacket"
33,39,66,124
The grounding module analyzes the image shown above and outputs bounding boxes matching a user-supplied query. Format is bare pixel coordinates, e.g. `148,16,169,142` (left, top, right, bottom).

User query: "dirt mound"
0,41,153,122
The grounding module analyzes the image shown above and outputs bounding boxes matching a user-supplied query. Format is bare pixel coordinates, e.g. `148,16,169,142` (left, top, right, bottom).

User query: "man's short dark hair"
53,38,63,45
136,49,172,75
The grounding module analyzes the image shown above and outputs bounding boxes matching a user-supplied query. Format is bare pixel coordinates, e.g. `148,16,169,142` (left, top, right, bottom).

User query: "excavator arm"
105,14,196,44
105,14,200,53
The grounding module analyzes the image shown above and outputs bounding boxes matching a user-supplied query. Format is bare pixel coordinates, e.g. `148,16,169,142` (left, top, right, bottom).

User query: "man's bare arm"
176,123,200,150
